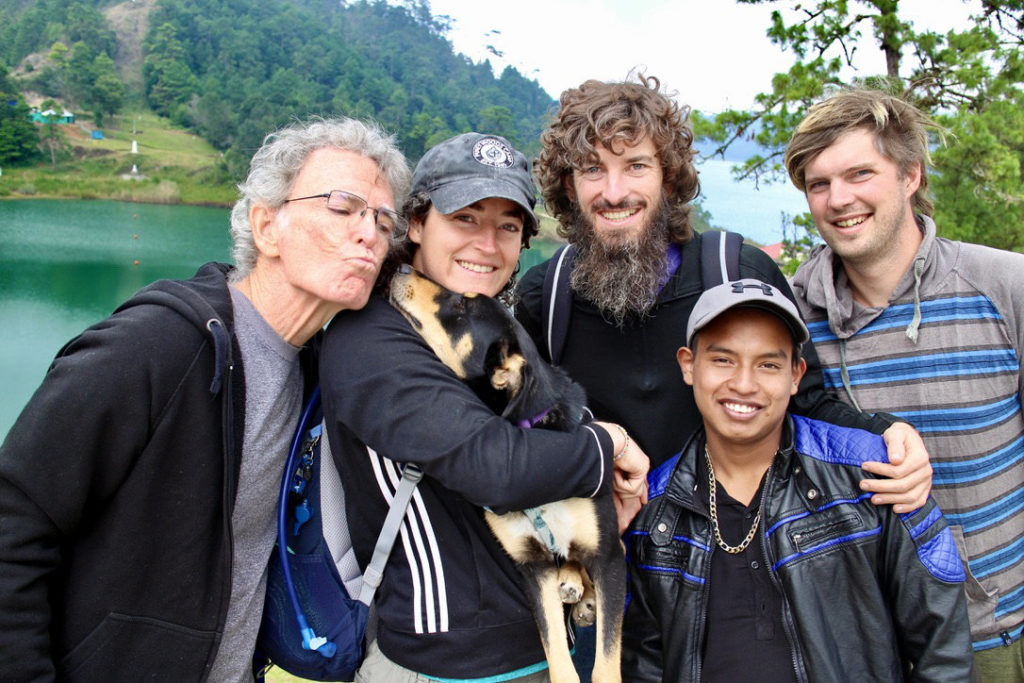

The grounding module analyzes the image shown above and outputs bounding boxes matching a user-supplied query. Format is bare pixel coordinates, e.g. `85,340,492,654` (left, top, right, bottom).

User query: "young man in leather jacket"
622,278,973,681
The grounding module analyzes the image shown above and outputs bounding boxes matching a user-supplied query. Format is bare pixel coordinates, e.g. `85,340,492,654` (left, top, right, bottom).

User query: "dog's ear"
488,339,527,396
500,359,539,422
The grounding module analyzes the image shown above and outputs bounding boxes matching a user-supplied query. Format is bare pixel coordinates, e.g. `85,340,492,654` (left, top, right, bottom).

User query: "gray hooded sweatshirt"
791,215,1024,651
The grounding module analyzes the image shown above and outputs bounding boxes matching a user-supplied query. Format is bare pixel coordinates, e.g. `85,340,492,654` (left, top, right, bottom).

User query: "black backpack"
540,230,744,363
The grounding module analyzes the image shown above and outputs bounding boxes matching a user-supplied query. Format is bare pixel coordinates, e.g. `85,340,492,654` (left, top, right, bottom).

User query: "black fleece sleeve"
321,298,614,512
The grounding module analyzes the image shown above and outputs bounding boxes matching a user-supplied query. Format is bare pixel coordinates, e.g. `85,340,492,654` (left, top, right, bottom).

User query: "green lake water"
0,199,560,440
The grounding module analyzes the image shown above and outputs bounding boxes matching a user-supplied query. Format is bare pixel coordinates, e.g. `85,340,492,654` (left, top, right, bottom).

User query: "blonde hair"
785,88,944,217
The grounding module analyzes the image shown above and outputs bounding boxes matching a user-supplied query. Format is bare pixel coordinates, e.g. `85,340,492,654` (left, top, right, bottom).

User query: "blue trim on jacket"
646,415,965,584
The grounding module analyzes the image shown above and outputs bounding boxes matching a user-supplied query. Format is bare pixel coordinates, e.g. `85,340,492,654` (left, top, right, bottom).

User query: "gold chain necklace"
705,446,769,555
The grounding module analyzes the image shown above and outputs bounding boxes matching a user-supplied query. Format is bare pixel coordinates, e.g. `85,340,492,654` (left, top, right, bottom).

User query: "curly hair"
535,73,700,243
785,88,944,217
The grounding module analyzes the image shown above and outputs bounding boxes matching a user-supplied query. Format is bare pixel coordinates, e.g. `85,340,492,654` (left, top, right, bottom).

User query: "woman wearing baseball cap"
319,132,648,681
385,131,540,304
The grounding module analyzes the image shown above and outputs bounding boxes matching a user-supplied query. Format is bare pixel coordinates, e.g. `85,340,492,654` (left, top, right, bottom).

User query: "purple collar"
656,243,683,295
517,408,551,429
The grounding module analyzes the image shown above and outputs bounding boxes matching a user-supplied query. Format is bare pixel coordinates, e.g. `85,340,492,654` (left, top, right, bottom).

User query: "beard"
568,198,674,328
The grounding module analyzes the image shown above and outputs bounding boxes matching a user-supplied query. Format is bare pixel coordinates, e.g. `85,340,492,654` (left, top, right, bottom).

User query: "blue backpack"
256,386,421,681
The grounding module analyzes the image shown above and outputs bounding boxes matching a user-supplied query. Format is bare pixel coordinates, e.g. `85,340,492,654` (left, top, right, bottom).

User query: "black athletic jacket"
0,263,315,681
517,233,897,468
320,295,615,679
623,416,973,681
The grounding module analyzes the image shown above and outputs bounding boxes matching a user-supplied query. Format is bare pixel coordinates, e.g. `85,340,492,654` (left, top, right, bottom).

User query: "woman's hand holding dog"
596,422,650,534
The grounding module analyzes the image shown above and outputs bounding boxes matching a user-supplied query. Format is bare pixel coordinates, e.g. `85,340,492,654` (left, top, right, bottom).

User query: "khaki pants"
974,636,1024,683
355,640,551,683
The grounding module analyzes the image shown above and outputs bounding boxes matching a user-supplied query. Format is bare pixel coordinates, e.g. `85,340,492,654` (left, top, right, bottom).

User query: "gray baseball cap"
686,279,810,348
411,132,538,231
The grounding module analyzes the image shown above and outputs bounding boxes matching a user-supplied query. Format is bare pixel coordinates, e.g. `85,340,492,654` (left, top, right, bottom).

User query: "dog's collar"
513,407,563,555
517,408,551,429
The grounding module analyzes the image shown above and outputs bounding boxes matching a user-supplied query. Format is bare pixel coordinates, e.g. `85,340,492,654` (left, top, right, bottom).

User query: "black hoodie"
0,262,311,681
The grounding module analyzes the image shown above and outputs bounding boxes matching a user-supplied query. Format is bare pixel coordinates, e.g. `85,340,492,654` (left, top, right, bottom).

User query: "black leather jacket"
622,415,973,682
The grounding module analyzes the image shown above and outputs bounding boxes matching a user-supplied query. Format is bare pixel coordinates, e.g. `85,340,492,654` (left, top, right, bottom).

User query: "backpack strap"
277,386,335,657
541,244,577,364
699,230,743,288
278,386,422,656
357,463,422,606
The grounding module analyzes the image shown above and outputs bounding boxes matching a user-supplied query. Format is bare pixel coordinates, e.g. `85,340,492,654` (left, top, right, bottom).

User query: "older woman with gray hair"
0,116,410,682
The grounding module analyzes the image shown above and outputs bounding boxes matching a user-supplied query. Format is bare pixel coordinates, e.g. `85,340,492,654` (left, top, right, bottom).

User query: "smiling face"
803,127,921,268
678,308,806,455
569,136,665,248
408,197,524,297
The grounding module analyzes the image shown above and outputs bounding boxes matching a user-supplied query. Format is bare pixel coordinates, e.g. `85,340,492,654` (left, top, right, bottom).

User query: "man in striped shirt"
787,88,1024,681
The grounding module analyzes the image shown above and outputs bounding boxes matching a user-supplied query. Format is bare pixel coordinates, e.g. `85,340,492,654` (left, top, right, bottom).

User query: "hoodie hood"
113,262,236,394
791,216,939,341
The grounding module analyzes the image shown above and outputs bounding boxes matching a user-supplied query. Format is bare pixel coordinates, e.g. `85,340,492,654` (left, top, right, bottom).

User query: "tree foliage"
0,63,40,165
700,0,1024,251
142,22,197,121
1,0,126,125
140,0,553,176
0,0,115,69
36,98,70,167
1,0,554,181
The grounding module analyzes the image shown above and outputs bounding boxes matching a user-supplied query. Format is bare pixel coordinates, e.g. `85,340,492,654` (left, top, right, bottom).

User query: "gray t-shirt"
208,286,303,682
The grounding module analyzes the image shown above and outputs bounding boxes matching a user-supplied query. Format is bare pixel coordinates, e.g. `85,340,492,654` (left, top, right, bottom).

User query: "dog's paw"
557,566,584,604
571,595,596,627
559,581,581,604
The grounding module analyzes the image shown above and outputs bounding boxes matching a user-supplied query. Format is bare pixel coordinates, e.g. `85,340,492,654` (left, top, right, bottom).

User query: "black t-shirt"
699,457,796,683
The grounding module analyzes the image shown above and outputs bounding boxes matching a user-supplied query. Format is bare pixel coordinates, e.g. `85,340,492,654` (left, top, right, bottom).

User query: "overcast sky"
425,0,980,112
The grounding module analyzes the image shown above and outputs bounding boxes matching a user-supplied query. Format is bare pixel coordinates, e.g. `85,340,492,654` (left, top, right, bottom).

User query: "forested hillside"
0,0,555,177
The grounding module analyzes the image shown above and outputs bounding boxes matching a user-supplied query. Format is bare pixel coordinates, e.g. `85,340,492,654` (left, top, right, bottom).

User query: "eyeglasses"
283,190,408,239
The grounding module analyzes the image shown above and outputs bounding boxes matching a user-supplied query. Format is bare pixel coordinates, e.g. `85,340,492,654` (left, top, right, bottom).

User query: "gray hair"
229,116,412,279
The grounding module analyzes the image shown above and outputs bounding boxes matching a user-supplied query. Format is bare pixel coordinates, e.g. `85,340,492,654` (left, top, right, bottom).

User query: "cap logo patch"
472,137,515,168
731,282,774,296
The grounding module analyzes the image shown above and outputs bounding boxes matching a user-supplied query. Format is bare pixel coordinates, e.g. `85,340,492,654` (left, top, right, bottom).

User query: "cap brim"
428,178,538,231
687,301,809,348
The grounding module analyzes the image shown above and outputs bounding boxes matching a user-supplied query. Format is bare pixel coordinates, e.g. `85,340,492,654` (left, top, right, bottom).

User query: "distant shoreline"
0,194,233,209
2,158,805,245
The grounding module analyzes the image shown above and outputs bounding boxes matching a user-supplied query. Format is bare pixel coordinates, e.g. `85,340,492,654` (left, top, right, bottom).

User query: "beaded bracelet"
613,425,630,461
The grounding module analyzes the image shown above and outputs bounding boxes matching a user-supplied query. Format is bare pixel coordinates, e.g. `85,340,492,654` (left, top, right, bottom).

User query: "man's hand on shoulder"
860,422,932,513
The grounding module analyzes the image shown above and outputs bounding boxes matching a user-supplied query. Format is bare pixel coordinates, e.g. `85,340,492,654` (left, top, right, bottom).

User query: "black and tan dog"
389,265,625,683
